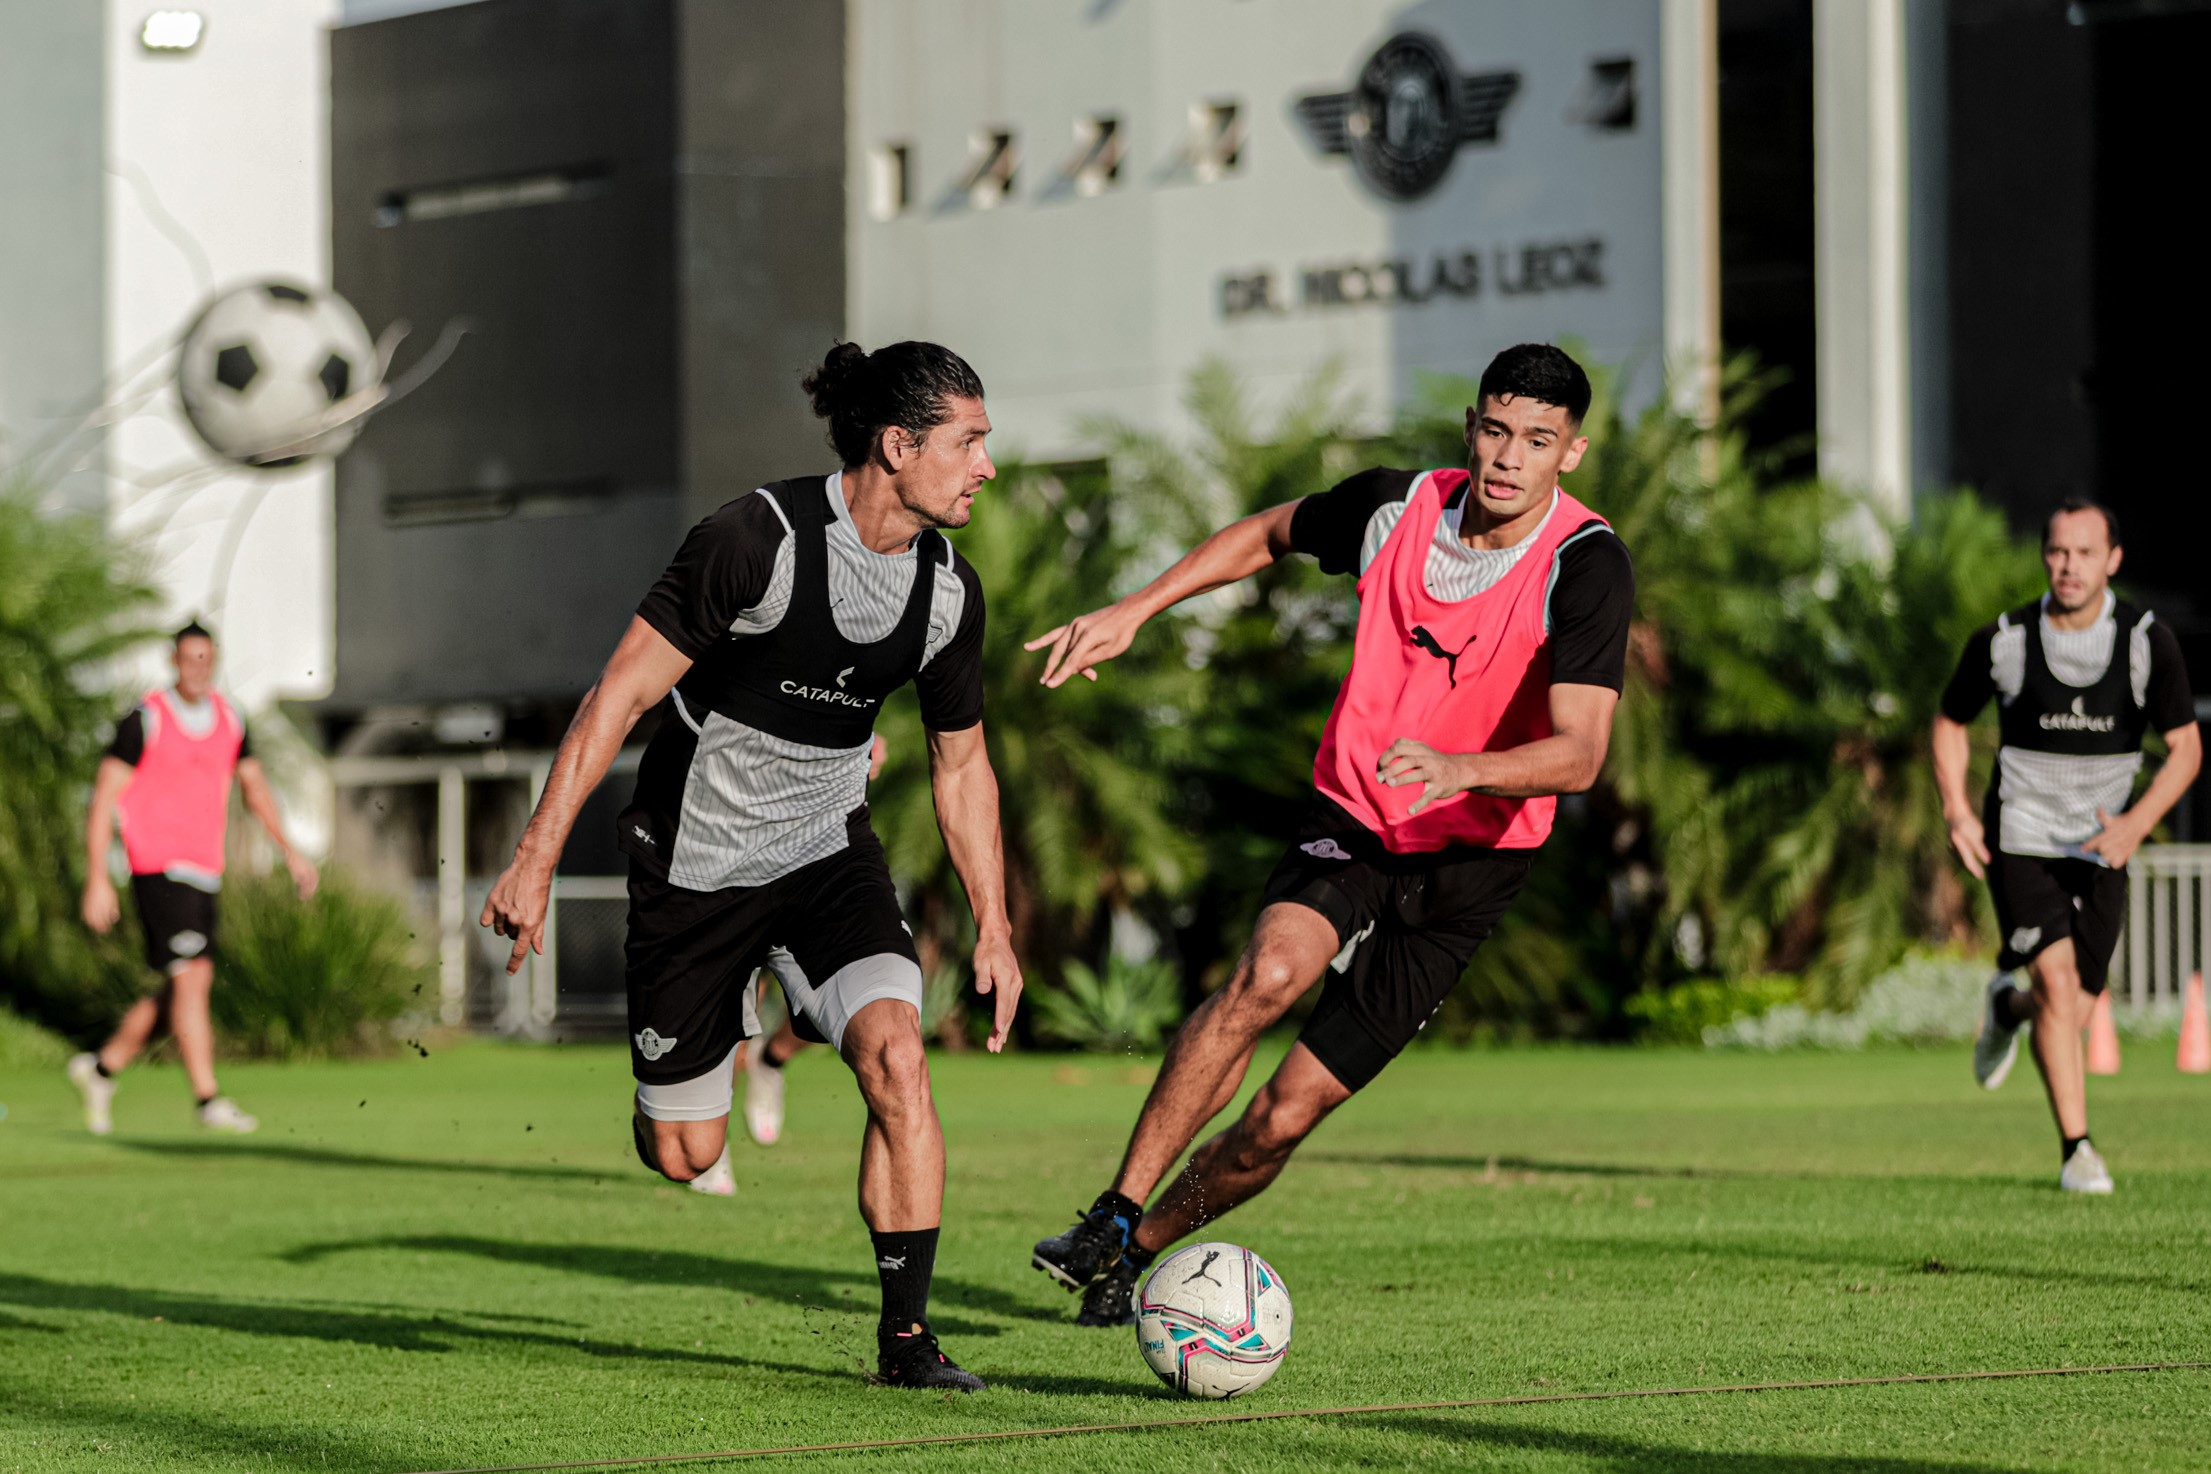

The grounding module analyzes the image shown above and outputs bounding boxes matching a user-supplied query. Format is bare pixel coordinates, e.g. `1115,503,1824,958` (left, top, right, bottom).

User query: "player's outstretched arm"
481,617,692,974
1379,684,1621,814
1024,499,1303,688
80,756,133,933
237,757,319,900
1931,714,1990,880
925,721,1023,1052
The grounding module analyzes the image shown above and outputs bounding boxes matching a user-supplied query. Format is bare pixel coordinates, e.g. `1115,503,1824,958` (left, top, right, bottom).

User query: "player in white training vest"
480,341,1021,1390
1935,499,2198,1193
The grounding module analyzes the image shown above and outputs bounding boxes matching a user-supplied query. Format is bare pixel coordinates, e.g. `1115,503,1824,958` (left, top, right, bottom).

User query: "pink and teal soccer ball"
1135,1242,1293,1398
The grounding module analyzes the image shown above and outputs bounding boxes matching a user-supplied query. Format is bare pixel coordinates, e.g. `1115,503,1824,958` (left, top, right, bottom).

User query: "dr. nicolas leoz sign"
1221,239,1605,319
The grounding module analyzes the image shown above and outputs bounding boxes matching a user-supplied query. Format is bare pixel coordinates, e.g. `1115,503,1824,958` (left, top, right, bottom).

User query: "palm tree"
0,478,163,1038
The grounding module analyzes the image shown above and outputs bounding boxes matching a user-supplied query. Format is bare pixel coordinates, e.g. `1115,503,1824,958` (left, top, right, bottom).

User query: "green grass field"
2,1040,2207,1473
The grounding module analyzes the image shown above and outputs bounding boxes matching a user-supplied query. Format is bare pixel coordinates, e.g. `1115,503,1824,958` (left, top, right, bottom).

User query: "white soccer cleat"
66,1053,115,1136
2060,1142,2114,1194
688,1145,735,1197
745,1059,786,1146
1973,974,2023,1090
196,1096,258,1133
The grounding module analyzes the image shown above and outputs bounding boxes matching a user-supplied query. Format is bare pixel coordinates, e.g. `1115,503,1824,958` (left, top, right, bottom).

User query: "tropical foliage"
0,481,162,1041
875,355,2052,1042
1029,955,1183,1053
209,869,428,1057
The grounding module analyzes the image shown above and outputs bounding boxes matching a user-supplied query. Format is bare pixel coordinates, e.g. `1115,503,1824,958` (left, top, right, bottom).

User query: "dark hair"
800,340,986,468
174,618,214,646
2045,496,2120,549
1476,343,1593,426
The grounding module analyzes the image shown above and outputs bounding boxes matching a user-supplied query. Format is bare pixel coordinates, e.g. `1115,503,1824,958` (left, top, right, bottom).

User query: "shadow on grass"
0,1270,843,1379
1376,1414,2015,1472
0,1380,412,1474
1307,1152,1716,1179
280,1234,1065,1335
1524,1232,2211,1297
117,1137,631,1185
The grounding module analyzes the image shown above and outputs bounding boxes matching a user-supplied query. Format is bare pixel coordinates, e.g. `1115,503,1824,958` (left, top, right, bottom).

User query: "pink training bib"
1313,469,1608,853
118,688,244,878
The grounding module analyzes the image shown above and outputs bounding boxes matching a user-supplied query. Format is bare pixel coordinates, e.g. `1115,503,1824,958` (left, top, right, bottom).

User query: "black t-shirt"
1942,609,2194,733
105,704,251,766
636,487,986,732
1288,466,1636,690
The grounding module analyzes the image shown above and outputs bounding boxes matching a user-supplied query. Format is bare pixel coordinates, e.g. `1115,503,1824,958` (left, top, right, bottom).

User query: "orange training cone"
2086,991,2122,1075
2179,973,2211,1075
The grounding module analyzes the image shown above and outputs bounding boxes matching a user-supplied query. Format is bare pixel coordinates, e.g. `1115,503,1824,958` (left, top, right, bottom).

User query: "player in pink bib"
1024,345,1634,1324
68,621,318,1135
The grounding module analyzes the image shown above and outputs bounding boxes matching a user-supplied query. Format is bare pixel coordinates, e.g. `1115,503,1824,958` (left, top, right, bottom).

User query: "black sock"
2062,1134,2090,1163
1994,982,2025,1024
1090,1189,1144,1247
872,1227,939,1335
94,1060,113,1079
196,1092,216,1108
760,1036,793,1070
1124,1242,1158,1274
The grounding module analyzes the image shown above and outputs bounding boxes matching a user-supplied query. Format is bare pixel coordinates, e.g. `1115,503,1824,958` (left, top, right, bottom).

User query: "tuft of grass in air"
2,1041,2208,1472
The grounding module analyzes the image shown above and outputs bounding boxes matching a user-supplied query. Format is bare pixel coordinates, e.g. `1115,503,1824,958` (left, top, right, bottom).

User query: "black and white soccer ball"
177,281,379,467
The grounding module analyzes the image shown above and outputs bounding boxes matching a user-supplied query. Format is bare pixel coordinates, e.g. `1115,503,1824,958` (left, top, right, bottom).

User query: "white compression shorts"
633,947,924,1122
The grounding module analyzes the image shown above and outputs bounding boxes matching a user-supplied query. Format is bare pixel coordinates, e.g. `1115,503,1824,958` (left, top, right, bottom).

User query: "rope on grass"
402,1359,2211,1473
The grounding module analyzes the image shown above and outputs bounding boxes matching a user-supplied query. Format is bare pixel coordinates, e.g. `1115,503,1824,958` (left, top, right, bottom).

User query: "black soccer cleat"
1031,1199,1135,1291
875,1321,986,1392
1074,1255,1143,1327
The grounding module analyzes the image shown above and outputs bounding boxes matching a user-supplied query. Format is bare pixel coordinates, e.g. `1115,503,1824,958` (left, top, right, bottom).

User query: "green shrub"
0,1002,72,1069
1031,956,1183,1053
210,869,428,1058
1625,975,1801,1044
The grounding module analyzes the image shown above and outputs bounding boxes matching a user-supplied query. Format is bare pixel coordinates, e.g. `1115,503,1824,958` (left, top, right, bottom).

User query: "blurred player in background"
480,342,1020,1390
69,621,320,1135
1024,344,1634,1324
1937,500,2198,1193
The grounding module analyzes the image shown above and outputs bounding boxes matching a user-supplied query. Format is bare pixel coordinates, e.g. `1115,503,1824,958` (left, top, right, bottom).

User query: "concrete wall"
0,4,107,511
848,0,1666,461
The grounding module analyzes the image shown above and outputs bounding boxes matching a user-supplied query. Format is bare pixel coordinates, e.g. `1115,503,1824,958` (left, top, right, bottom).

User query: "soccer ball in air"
177,280,379,467
1135,1242,1293,1398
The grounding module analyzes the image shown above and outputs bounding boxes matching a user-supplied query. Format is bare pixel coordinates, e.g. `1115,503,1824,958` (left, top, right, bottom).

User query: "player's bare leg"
2019,939,2111,1190
1132,1043,1351,1253
166,959,220,1104
96,991,165,1074
844,998,943,1230
1109,904,1338,1203
1033,904,1336,1299
636,1108,731,1183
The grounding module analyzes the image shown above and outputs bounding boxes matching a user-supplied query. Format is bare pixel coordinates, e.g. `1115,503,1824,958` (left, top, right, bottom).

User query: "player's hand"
1024,599,1141,689
971,930,1024,1053
285,849,321,902
480,858,553,975
1945,810,1991,881
868,733,888,781
2081,807,2147,870
81,875,120,934
1377,739,1470,817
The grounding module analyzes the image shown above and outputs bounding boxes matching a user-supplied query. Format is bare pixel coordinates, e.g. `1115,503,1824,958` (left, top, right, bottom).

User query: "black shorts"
623,829,920,1084
1989,850,2127,993
130,873,218,977
1262,795,1533,1092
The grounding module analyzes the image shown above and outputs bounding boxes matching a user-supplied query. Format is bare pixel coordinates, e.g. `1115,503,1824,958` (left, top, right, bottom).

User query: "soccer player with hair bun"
1025,343,1636,1325
481,340,1020,1391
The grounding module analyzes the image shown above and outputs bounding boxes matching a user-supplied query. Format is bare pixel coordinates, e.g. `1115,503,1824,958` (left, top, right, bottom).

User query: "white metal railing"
2116,844,2211,1007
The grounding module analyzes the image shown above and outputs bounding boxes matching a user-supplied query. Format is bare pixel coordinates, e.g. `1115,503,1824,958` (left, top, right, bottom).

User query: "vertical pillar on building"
1814,0,1913,519
1662,0,1721,423
437,765,466,1027
527,759,558,1035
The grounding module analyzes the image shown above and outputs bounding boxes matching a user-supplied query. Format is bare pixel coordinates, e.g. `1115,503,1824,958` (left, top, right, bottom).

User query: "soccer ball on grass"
1135,1241,1293,1398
